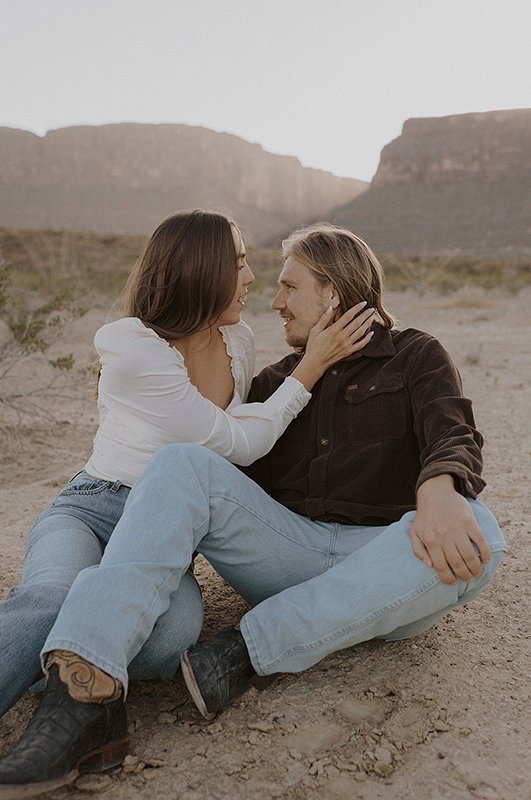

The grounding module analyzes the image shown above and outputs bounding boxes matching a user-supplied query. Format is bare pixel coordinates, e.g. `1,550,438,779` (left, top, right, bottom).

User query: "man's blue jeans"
0,471,203,718
42,445,507,693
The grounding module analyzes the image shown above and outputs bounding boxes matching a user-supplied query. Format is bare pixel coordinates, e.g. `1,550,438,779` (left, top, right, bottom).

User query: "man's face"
272,256,334,347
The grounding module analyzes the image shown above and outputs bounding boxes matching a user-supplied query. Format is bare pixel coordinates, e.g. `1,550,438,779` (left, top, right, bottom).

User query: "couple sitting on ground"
0,211,505,799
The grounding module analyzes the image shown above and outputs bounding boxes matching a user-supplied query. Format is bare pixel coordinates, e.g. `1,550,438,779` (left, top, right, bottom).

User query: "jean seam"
325,524,340,569
254,572,443,672
61,486,112,496
121,569,188,675
209,492,330,554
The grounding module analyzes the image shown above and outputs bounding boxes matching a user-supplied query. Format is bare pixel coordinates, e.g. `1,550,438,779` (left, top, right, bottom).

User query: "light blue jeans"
43,444,507,694
0,471,203,718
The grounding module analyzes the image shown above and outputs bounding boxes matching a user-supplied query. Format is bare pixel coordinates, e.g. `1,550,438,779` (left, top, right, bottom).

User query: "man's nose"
271,290,284,310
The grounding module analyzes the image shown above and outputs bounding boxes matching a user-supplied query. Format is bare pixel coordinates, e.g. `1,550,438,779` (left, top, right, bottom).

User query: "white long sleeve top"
84,317,310,485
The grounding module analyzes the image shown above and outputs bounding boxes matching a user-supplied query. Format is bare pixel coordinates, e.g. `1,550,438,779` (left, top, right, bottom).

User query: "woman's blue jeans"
43,445,507,694
0,471,203,718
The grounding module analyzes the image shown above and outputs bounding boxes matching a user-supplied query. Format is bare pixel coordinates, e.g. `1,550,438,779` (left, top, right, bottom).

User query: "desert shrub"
380,253,531,294
0,261,88,424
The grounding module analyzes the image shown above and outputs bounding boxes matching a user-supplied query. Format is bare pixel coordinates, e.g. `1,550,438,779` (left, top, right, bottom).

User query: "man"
0,225,505,797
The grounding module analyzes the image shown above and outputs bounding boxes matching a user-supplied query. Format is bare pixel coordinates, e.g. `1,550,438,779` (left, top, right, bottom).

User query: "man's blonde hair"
282,223,395,329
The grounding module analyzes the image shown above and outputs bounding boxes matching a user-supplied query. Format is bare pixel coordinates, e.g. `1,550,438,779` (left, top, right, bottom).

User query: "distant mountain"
328,109,531,254
0,124,367,245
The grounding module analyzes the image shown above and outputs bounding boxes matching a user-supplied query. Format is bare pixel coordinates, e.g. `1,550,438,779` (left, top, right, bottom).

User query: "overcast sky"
1,0,529,181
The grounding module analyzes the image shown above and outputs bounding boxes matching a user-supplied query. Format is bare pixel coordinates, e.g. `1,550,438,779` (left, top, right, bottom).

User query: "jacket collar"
343,322,396,362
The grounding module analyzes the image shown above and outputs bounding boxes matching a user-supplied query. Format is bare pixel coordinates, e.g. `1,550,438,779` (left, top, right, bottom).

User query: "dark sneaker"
180,627,255,720
0,664,129,799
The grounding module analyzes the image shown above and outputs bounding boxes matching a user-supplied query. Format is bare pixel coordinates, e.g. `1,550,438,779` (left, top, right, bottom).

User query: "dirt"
0,287,529,800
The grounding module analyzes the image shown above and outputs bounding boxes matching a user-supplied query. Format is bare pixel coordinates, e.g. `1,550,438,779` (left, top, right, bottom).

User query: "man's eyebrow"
278,277,296,286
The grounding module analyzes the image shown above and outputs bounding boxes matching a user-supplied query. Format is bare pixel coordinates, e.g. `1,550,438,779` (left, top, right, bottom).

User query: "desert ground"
0,286,529,800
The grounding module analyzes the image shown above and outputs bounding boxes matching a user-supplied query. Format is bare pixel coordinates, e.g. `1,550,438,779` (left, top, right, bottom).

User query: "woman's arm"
97,310,372,467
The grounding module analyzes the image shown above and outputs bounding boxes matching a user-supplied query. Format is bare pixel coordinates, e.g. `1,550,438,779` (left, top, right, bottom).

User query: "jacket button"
369,385,376,391
330,369,338,376
320,438,329,446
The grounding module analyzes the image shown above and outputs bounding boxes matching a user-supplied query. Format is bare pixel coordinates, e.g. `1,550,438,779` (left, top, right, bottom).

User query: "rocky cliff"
0,124,367,245
373,109,531,186
330,109,531,254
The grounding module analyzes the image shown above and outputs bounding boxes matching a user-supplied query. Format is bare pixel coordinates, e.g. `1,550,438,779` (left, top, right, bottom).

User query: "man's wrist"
416,473,455,502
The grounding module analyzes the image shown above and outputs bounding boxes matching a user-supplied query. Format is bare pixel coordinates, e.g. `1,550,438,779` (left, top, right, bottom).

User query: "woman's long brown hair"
122,209,240,339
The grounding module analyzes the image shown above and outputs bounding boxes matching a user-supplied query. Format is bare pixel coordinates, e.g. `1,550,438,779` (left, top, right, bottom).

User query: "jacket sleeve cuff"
415,462,486,498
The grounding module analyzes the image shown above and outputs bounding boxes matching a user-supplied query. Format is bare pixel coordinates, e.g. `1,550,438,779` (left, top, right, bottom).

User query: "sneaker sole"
0,736,130,800
180,651,216,721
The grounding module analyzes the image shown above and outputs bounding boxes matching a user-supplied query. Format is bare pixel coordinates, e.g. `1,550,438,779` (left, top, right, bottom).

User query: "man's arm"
407,336,490,583
410,336,485,498
410,474,492,584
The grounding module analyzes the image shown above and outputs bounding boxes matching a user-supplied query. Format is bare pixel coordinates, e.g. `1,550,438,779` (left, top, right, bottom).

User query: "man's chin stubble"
285,334,307,349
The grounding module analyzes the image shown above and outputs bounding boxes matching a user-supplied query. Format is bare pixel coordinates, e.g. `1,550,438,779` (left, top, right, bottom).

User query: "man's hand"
411,474,491,585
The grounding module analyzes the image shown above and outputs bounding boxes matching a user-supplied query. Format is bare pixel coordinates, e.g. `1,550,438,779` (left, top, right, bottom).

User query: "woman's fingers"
311,300,369,335
331,306,375,354
349,329,374,352
348,310,375,340
330,302,370,331
310,305,336,334
306,301,375,364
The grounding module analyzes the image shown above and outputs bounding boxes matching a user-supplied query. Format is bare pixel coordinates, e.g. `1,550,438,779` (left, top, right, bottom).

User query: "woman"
0,210,374,719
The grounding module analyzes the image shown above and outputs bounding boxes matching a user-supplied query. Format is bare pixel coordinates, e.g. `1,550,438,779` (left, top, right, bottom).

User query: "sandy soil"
0,288,529,800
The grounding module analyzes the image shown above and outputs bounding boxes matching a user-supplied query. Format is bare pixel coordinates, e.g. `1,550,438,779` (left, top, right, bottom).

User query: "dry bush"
380,253,531,294
2,228,530,314
0,261,90,432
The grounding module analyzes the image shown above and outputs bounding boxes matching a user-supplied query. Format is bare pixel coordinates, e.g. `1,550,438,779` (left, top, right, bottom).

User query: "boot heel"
78,736,131,773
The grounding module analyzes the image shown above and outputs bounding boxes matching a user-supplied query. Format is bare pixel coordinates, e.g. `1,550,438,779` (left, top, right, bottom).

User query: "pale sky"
1,0,530,181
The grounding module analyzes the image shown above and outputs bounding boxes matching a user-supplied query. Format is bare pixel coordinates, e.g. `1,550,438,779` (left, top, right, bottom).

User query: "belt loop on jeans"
110,480,123,493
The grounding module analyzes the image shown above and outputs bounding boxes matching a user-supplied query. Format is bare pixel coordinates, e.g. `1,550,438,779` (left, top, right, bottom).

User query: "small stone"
374,762,394,778
374,746,393,765
248,730,260,745
157,712,177,725
248,720,275,732
75,774,113,792
433,720,450,731
325,765,341,780
121,755,141,773
144,757,167,768
476,787,498,799
335,760,358,773
279,721,296,733
207,722,223,735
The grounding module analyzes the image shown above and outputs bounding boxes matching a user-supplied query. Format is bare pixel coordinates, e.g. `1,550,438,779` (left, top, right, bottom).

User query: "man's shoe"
0,664,129,799
180,627,255,720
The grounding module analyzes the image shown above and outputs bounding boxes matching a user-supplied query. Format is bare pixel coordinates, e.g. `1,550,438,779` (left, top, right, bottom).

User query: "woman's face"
216,227,255,326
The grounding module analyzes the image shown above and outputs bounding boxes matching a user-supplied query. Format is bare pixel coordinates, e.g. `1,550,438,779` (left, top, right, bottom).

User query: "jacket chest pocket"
343,375,407,445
